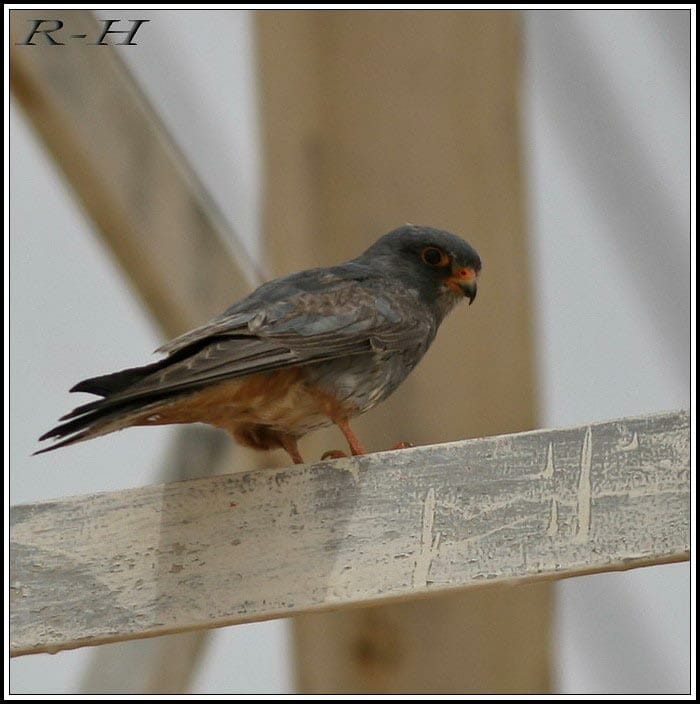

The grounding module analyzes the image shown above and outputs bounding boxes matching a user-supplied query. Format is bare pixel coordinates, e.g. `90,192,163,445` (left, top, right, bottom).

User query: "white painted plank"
10,410,689,657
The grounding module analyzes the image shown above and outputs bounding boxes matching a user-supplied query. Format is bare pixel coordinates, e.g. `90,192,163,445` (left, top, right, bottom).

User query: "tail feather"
37,338,234,454
69,358,170,397
58,390,153,422
35,397,168,455
37,355,185,454
33,420,123,455
67,339,217,398
40,400,136,442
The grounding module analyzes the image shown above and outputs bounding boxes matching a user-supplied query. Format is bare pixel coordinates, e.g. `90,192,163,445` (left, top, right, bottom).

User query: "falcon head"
362,224,482,307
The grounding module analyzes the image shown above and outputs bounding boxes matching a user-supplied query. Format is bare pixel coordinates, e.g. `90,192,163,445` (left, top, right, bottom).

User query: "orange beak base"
445,266,478,304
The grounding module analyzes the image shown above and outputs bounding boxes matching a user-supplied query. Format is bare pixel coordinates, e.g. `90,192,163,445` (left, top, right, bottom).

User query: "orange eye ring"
421,247,450,267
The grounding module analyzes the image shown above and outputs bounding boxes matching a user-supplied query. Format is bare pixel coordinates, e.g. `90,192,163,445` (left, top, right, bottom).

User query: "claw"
321,449,348,461
390,441,414,451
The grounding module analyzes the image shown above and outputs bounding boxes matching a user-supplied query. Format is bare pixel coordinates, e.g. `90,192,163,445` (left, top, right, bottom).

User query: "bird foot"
322,442,412,461
321,449,348,461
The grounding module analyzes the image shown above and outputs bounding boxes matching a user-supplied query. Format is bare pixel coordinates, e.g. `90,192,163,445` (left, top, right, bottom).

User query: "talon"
321,449,348,461
390,441,414,451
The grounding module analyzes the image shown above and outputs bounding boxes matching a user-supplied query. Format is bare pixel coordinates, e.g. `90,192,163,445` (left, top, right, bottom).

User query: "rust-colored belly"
134,367,351,450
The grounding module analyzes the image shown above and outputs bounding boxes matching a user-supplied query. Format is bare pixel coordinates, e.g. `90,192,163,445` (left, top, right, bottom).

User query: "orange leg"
320,420,411,461
320,418,367,461
336,418,367,456
280,434,305,465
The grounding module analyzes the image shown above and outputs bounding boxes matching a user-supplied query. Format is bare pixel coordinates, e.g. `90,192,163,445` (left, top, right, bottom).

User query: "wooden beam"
254,9,549,693
10,410,690,657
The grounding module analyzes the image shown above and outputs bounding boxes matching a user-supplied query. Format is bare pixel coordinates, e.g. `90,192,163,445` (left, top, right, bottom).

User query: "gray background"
10,9,690,694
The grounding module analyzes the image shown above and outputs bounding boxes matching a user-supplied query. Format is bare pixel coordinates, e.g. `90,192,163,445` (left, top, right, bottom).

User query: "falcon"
37,225,481,464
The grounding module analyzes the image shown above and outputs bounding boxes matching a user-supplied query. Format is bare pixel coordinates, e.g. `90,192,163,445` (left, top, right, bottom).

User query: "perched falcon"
38,225,481,464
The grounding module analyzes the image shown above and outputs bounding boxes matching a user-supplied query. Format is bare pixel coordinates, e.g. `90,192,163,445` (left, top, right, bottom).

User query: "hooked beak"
463,281,477,305
445,266,479,305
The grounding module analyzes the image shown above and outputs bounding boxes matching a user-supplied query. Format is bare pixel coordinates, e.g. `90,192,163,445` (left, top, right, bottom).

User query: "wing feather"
56,278,432,425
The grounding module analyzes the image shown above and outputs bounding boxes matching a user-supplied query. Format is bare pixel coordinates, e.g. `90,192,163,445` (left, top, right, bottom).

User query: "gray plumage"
37,225,481,459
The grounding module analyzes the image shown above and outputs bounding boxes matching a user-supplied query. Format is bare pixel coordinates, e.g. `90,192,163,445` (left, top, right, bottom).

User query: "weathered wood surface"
79,427,234,693
10,410,689,657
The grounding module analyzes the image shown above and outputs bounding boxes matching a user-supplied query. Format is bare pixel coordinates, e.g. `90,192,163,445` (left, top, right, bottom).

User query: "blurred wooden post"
256,10,550,693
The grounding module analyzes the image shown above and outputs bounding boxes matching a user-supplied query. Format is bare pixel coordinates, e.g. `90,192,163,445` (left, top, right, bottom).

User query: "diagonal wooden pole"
255,9,552,693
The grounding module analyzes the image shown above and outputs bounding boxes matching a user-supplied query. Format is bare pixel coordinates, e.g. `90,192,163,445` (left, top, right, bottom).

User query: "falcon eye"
421,246,449,267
